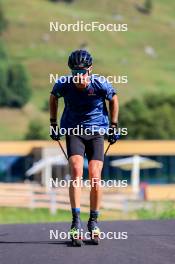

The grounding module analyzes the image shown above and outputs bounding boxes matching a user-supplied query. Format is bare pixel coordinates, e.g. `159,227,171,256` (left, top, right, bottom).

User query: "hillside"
0,0,175,140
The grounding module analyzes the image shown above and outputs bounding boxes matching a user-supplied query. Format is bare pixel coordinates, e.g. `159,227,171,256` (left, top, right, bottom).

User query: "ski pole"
104,134,120,157
57,140,68,160
104,142,111,157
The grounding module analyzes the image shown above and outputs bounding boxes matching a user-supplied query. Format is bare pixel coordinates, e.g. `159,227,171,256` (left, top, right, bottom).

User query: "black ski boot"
69,216,83,247
87,217,100,245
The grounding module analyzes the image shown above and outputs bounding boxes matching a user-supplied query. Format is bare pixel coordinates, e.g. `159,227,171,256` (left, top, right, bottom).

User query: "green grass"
0,207,133,224
0,206,138,224
1,202,175,224
136,202,175,220
0,0,175,140
0,207,89,224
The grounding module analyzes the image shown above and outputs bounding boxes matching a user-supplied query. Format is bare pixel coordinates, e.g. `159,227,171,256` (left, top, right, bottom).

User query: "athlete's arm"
50,94,58,122
50,78,65,121
49,94,60,141
108,94,119,144
109,94,119,125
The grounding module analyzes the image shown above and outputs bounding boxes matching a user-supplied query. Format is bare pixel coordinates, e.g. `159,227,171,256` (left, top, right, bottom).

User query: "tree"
147,104,175,139
120,93,175,139
144,0,153,14
0,3,31,109
7,63,31,107
25,119,48,140
0,63,31,107
0,41,7,60
0,62,9,106
135,0,153,15
120,99,152,139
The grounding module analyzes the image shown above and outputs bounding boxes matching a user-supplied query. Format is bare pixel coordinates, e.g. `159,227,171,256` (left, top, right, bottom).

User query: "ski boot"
87,218,100,245
69,216,83,247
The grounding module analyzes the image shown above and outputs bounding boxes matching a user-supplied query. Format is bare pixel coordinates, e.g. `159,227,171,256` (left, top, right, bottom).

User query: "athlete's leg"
88,159,103,243
87,137,103,242
88,160,103,211
85,134,104,211
85,134,104,242
66,135,85,244
68,155,84,246
66,135,85,209
69,155,84,208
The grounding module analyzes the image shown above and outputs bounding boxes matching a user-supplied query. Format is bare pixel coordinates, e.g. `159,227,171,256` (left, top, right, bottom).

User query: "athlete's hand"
50,123,60,141
108,124,119,145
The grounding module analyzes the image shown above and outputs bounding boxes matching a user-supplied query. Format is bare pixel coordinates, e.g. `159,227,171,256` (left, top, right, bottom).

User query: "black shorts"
66,133,104,162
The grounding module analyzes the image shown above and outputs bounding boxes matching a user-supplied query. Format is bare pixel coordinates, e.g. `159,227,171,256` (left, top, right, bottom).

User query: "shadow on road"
0,240,71,245
0,240,103,247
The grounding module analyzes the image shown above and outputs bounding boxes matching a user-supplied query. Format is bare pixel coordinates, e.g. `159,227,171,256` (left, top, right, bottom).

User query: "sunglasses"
71,69,88,76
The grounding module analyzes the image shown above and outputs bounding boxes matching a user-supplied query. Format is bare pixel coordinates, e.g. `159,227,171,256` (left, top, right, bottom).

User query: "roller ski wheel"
72,238,82,247
69,227,82,247
90,227,100,245
69,215,83,247
88,219,100,245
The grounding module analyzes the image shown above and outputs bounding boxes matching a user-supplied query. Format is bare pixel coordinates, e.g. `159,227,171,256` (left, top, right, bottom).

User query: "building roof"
0,140,175,156
0,141,55,155
107,140,175,156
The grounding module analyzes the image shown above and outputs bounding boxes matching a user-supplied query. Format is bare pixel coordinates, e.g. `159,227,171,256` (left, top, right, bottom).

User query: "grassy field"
0,202,174,224
0,207,88,224
0,207,134,224
0,0,175,140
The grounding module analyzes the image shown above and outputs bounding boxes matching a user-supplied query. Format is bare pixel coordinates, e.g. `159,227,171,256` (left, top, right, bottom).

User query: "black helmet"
68,50,93,70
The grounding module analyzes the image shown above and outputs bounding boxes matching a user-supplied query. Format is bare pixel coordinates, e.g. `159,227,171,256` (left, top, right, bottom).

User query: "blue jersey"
51,75,117,131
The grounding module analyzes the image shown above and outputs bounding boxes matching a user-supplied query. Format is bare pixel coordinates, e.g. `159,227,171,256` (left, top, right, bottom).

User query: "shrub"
0,63,31,107
25,119,48,140
0,62,9,106
120,93,175,139
0,41,8,60
7,63,31,107
144,0,153,14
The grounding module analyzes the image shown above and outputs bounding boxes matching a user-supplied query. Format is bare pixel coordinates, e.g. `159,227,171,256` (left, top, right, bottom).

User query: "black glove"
108,123,119,145
50,121,60,141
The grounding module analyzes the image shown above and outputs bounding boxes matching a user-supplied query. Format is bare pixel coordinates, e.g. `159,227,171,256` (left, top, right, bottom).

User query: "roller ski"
87,218,100,245
69,216,83,247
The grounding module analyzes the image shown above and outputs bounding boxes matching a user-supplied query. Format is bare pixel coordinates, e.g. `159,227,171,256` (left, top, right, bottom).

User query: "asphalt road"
0,220,175,264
